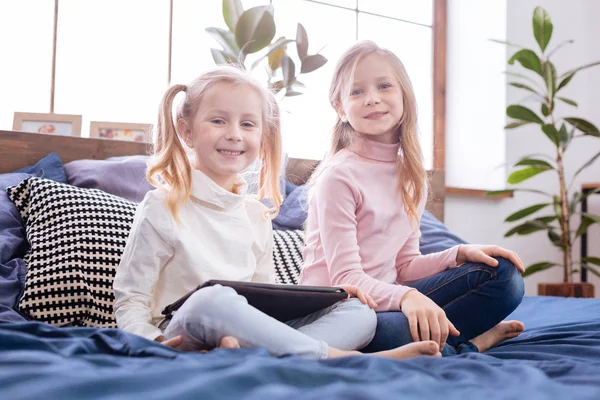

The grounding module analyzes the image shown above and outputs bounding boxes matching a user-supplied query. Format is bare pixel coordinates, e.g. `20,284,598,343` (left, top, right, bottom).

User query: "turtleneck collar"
190,168,247,209
349,135,400,163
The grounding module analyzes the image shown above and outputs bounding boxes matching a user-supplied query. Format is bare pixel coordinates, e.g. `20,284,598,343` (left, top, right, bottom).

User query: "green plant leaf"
507,105,544,124
583,257,600,267
282,55,295,87
543,61,557,98
573,151,600,181
504,220,549,237
541,103,550,117
564,117,600,137
557,61,600,92
547,39,574,58
570,192,582,214
557,97,578,107
533,7,553,52
522,262,556,277
486,188,551,197
503,71,545,89
508,49,543,75
514,158,555,169
508,167,550,184
541,124,560,146
235,5,276,54
490,39,526,48
300,54,328,74
285,89,303,97
535,215,558,224
296,23,309,60
505,121,531,129
581,263,600,278
553,195,562,219
505,203,550,222
576,213,600,238
223,0,244,32
206,27,240,56
210,48,237,65
557,73,574,92
509,82,544,97
250,37,294,70
559,61,600,79
547,230,564,249
558,123,572,149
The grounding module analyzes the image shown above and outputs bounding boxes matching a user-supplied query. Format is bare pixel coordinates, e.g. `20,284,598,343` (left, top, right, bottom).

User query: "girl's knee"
181,284,245,320
337,298,377,330
495,257,525,297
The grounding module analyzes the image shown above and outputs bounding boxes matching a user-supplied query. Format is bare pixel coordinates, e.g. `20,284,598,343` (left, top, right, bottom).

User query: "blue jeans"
362,257,524,355
163,284,376,359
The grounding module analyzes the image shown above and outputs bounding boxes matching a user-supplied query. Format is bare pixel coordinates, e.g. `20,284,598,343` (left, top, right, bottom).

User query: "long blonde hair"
147,66,282,222
315,40,426,229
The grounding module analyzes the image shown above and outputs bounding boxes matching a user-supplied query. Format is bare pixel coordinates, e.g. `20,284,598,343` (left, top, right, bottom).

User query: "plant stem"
556,145,573,282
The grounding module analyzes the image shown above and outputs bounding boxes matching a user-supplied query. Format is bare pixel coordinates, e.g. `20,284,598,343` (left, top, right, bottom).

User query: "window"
0,1,54,130
1,0,436,169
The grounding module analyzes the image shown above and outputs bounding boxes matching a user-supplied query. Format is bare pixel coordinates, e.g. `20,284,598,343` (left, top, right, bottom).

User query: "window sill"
445,187,514,198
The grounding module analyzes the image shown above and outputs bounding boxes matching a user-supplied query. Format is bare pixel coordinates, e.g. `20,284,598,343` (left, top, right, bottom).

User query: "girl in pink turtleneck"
300,41,526,356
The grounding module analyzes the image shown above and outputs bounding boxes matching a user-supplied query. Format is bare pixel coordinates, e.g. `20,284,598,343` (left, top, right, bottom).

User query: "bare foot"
219,336,240,349
327,340,441,360
373,341,442,360
470,320,525,352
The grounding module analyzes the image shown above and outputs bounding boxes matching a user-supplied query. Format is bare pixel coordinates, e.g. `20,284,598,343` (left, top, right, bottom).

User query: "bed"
1,129,599,400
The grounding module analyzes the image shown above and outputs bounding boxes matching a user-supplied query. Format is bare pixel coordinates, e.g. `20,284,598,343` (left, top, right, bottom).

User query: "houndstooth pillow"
7,177,136,328
273,230,305,285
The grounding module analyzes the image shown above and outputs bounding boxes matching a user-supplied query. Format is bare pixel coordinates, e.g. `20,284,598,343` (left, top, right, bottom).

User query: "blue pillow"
0,153,67,322
15,152,67,184
419,210,468,254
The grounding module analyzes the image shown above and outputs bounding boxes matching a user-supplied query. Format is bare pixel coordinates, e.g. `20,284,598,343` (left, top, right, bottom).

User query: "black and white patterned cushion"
6,177,306,327
273,230,305,285
7,177,136,328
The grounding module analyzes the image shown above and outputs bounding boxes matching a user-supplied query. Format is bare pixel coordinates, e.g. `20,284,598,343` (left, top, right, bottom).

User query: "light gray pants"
163,284,376,359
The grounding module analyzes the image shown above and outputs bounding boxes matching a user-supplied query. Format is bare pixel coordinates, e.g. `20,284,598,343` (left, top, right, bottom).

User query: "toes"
421,340,440,355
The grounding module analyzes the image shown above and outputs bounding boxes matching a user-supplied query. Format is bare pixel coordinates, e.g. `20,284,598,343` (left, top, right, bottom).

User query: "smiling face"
179,81,263,191
336,52,404,144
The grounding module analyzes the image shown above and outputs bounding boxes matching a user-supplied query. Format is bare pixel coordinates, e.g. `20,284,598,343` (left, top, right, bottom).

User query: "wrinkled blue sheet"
1,296,600,400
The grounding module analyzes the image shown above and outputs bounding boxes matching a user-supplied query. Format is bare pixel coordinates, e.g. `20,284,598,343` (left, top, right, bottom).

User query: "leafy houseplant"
206,0,327,97
488,6,600,291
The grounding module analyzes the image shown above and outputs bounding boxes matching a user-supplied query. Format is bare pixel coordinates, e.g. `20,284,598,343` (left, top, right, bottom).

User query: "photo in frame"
12,112,82,136
89,121,152,143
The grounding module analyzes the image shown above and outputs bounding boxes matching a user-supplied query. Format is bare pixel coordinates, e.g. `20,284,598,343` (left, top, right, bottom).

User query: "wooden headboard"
0,129,445,220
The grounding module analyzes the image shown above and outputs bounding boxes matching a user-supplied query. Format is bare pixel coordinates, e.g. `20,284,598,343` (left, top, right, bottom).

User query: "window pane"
312,0,357,9
54,0,169,137
358,14,433,169
273,0,356,159
0,1,54,130
358,0,432,26
171,0,223,85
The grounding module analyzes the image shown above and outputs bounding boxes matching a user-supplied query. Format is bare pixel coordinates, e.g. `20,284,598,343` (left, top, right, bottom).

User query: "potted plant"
489,6,600,297
206,0,327,97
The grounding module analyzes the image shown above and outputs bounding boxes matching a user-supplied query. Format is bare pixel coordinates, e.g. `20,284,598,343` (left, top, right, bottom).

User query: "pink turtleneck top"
299,136,461,311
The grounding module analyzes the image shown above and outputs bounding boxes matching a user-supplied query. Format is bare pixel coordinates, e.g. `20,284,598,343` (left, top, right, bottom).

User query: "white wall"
445,0,600,297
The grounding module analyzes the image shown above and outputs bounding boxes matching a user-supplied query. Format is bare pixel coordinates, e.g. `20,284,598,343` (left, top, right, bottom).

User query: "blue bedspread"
2,296,600,400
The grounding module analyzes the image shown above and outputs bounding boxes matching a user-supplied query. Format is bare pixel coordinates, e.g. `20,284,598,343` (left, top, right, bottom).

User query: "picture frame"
12,112,82,136
89,121,152,143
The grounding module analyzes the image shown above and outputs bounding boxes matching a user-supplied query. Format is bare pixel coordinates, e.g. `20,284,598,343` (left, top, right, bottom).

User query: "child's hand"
339,284,378,309
400,290,460,351
456,245,525,273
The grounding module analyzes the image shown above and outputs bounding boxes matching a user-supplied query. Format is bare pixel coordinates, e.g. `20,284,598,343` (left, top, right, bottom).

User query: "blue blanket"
2,295,600,399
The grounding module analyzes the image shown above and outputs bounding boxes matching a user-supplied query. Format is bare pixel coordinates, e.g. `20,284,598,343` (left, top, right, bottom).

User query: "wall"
445,0,600,296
